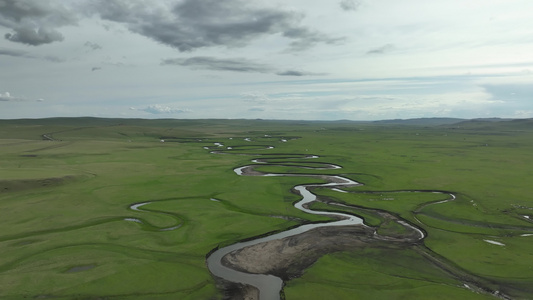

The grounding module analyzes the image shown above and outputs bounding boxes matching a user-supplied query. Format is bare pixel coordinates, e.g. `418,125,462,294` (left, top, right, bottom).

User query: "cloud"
366,43,395,55
0,48,29,58
0,92,15,101
91,67,102,72
84,41,102,50
276,70,326,76
44,55,64,62
163,56,324,76
248,107,265,112
339,0,360,12
92,0,340,52
162,56,273,73
282,26,343,52
0,0,77,46
0,47,64,62
0,91,40,102
141,104,190,114
241,92,271,103
5,27,64,45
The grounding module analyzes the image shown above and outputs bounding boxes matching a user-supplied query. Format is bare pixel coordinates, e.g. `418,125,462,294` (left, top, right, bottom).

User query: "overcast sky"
1,0,532,120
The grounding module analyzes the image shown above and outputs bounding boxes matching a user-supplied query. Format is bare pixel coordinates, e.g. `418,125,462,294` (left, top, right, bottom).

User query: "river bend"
205,141,427,300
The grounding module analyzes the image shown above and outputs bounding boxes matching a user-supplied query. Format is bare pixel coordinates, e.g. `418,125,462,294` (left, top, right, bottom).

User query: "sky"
1,0,533,121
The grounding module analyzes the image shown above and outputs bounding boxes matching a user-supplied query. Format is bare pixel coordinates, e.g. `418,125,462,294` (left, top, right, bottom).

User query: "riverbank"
217,206,428,299
223,225,378,280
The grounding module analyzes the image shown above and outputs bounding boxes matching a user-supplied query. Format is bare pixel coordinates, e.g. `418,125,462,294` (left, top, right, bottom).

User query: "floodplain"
0,117,532,299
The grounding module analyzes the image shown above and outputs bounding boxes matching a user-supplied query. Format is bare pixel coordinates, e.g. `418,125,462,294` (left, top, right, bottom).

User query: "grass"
1,118,532,299
284,249,496,300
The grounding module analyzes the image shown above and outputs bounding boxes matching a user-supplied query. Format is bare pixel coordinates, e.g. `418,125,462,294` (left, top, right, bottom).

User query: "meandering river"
205,141,427,300
203,139,512,300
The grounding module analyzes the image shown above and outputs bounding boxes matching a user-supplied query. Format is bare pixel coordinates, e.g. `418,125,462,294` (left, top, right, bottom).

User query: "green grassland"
1,117,532,299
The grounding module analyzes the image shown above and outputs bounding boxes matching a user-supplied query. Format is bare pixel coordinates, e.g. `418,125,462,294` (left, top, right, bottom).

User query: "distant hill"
449,118,533,130
1,117,532,130
371,118,465,126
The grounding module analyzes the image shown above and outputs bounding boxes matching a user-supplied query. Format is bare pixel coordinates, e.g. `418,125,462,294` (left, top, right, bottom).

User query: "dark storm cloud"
339,0,360,11
162,56,273,73
366,43,394,55
92,0,340,52
0,0,77,45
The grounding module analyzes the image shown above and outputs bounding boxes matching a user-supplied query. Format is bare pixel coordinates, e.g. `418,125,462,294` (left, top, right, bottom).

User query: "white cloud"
140,104,191,114
0,91,35,102
241,92,272,103
339,0,360,12
513,110,533,118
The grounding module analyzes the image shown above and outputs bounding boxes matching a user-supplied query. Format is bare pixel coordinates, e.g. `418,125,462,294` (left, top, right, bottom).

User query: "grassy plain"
0,117,532,299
